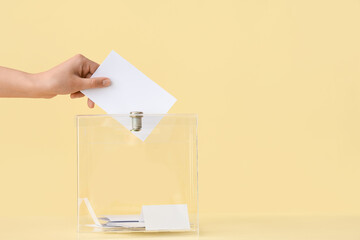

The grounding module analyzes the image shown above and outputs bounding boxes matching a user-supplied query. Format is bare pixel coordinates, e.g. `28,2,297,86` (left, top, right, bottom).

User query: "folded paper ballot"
100,205,190,230
105,222,145,228
99,215,140,222
100,216,145,228
81,50,177,141
80,198,190,231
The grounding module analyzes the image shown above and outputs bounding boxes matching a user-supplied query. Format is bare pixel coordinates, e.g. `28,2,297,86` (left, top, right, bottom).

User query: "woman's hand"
36,54,111,108
0,54,110,108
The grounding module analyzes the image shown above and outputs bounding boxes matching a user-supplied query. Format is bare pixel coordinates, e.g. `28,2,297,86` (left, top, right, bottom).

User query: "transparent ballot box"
77,114,198,234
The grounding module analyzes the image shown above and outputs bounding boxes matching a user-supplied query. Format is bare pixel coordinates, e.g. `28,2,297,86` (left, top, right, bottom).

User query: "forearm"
0,55,109,104
0,66,45,98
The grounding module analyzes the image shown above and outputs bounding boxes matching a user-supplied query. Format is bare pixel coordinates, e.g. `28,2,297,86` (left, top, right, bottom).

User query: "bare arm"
0,54,111,108
0,67,39,98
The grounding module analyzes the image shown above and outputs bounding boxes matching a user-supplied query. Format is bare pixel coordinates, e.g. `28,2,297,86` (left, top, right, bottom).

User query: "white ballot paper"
100,215,140,222
100,215,145,228
140,204,190,231
80,200,190,230
81,50,177,141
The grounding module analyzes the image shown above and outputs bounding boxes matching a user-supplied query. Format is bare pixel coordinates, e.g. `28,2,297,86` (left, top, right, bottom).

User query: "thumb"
78,77,111,90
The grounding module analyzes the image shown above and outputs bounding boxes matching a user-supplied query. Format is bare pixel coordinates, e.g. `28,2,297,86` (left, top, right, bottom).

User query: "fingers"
87,98,95,108
70,92,95,109
77,77,111,90
72,54,100,77
83,57,100,76
70,91,84,99
72,54,111,91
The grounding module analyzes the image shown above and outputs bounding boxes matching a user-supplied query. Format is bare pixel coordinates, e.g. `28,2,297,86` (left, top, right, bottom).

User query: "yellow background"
0,0,360,227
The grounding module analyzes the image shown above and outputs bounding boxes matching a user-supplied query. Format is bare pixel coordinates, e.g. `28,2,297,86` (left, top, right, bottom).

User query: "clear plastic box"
77,114,198,235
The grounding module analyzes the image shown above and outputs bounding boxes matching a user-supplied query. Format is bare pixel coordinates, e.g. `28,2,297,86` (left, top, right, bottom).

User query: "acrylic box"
77,114,198,234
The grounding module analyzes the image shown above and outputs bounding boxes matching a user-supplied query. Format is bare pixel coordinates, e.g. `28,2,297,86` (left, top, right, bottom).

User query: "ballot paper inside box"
77,114,198,234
